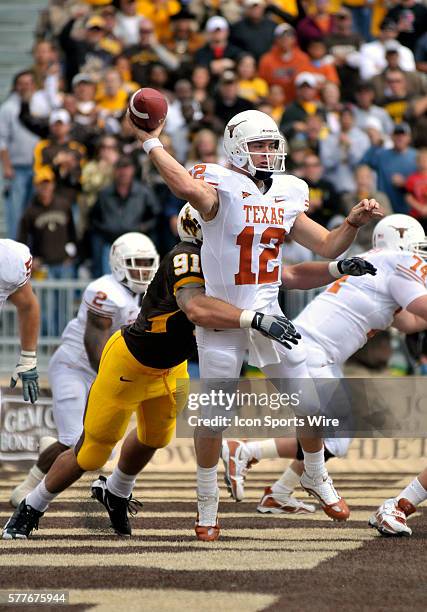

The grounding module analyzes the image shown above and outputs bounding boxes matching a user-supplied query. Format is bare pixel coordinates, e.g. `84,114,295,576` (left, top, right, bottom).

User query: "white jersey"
189,163,309,310
295,248,427,364
59,274,139,373
0,239,32,312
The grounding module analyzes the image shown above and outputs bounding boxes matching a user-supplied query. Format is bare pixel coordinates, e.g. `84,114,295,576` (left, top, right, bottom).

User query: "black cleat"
2,499,44,540
91,475,142,537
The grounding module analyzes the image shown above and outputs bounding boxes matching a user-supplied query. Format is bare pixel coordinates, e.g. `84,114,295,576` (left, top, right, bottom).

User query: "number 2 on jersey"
235,226,286,285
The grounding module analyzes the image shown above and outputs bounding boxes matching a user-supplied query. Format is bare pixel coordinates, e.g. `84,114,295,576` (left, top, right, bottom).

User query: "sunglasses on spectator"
386,78,404,83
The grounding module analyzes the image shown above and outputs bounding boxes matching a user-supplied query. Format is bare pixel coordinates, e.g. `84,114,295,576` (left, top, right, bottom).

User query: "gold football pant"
75,331,188,471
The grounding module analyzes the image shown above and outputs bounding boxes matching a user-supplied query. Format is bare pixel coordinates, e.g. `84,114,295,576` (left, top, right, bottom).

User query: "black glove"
251,312,301,350
337,257,377,276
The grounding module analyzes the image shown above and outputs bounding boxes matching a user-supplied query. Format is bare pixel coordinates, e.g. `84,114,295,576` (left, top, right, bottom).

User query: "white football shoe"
369,498,415,537
300,470,350,521
195,488,220,541
257,486,316,514
221,439,256,502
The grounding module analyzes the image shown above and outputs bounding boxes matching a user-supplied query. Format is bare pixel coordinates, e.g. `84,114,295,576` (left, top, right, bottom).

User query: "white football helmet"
177,203,203,244
109,232,159,294
223,110,287,178
372,214,427,257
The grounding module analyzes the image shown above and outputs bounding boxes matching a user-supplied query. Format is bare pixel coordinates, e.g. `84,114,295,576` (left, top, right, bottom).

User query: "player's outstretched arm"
176,287,300,350
84,311,113,372
291,199,384,258
8,282,40,403
283,257,377,289
127,114,218,218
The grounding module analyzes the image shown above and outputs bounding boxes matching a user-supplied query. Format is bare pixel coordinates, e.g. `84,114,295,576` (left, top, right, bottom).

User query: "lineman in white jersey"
129,108,383,539
223,214,427,517
10,233,159,507
0,239,40,404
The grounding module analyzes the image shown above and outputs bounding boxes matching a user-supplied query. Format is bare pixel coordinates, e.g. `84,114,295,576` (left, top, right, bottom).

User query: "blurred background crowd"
1,0,427,373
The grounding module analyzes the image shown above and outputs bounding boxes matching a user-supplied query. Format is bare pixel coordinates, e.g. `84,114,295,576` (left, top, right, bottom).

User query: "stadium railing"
0,279,320,376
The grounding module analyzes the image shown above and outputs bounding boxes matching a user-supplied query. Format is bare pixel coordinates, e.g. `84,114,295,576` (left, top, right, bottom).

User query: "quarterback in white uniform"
129,108,383,539
0,239,40,404
223,214,427,520
10,232,159,507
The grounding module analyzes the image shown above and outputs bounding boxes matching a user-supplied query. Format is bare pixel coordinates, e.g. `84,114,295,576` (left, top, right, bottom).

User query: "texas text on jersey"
123,241,203,368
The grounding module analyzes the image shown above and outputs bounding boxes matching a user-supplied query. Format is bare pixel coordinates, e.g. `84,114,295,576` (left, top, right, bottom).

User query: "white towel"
248,329,281,368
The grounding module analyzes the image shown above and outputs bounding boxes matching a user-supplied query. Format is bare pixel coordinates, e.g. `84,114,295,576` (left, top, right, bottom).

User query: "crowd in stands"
1,0,427,283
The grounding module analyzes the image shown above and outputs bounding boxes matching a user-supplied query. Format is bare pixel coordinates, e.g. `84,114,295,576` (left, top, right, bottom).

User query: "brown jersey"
122,241,203,369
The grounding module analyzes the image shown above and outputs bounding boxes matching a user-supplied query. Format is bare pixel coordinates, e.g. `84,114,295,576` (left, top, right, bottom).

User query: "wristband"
240,309,256,328
328,261,342,279
142,138,164,155
346,217,361,229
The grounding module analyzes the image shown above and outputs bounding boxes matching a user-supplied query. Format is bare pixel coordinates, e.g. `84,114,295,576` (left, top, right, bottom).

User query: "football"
128,87,168,131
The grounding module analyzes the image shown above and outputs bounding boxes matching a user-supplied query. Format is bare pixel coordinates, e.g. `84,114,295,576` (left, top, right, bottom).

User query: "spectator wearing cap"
279,72,324,140
163,8,204,75
353,82,394,135
0,71,39,239
296,0,334,51
306,38,340,86
230,0,277,62
301,151,344,228
97,4,123,57
136,0,181,43
320,105,370,193
33,109,86,209
355,19,415,81
18,166,77,280
114,0,141,47
361,122,417,213
58,13,116,89
258,23,312,104
89,155,160,276
385,0,427,53
194,16,243,77
124,17,179,85
405,148,427,231
235,54,269,104
214,70,255,128
371,58,427,107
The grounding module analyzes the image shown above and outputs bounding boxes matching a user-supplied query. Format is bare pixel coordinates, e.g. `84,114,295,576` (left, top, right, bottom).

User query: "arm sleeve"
83,285,119,319
167,247,205,295
389,270,427,309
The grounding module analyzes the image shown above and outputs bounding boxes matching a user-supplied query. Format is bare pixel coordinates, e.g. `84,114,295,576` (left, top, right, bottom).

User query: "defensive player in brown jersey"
2,206,301,539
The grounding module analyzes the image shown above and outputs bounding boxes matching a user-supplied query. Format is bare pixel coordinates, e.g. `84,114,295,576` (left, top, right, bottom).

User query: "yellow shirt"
238,78,269,103
96,88,129,114
136,0,181,41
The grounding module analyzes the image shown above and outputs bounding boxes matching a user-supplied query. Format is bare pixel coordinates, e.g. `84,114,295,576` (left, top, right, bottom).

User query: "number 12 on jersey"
235,226,286,285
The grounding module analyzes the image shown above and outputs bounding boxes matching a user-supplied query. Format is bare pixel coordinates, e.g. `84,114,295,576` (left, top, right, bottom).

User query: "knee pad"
199,347,242,379
75,432,115,472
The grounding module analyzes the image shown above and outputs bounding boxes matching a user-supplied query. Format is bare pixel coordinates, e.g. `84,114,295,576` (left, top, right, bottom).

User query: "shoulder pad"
0,240,32,291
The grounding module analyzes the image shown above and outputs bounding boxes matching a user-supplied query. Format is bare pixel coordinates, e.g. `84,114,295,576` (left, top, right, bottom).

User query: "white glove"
10,351,39,403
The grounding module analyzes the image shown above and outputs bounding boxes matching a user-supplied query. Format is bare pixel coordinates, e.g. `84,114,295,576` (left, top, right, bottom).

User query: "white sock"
397,478,427,507
272,466,300,496
26,478,58,512
106,467,137,499
197,465,218,497
245,439,279,461
20,465,45,490
303,447,326,478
